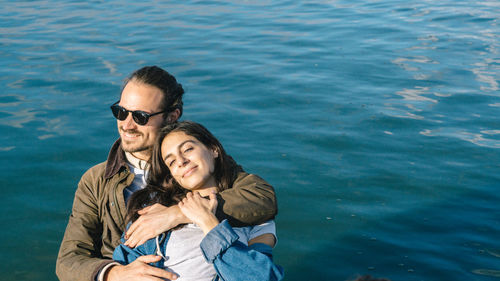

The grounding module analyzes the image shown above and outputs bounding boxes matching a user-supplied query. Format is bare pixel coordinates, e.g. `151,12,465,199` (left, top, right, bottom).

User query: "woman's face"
161,131,218,191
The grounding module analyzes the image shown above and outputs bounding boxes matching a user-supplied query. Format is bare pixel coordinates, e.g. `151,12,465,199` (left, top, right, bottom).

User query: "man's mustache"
120,128,143,136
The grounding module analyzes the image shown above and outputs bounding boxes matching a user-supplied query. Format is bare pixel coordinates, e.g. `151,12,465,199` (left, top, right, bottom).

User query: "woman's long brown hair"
125,121,239,224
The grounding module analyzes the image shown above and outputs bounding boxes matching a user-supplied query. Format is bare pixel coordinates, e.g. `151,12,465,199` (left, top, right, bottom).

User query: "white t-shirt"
156,220,276,281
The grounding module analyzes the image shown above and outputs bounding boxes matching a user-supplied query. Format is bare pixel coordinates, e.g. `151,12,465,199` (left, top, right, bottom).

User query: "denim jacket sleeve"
112,224,163,268
200,220,284,281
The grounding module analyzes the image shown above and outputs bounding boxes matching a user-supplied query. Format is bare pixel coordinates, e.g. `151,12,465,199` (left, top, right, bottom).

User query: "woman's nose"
177,155,189,167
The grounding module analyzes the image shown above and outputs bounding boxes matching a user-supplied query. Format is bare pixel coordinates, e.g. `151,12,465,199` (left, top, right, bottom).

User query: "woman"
113,121,284,281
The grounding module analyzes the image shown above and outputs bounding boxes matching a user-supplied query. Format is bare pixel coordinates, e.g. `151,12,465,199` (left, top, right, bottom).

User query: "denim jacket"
113,220,284,281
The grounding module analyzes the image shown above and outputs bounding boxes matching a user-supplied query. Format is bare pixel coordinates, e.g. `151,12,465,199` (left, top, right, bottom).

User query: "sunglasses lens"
110,102,156,125
132,112,149,126
111,105,128,121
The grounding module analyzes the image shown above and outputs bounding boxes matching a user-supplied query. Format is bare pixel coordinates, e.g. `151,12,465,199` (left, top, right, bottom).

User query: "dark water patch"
277,187,500,280
431,13,477,23
1,0,499,280
469,17,497,23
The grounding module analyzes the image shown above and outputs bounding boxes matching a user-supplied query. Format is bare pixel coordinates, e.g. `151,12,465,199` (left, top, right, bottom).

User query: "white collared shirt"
123,152,149,203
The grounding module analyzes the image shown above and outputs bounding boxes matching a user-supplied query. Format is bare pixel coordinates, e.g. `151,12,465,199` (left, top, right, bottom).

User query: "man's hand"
124,204,189,248
105,255,177,281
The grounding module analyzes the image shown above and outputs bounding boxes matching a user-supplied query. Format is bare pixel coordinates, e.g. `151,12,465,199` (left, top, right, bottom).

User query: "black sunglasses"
110,101,166,126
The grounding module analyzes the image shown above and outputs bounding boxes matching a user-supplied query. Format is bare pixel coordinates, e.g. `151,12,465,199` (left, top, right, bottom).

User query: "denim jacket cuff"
200,219,238,263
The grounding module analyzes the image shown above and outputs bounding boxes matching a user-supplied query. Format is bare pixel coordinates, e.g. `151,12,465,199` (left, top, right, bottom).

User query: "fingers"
124,232,138,247
125,234,143,248
146,266,178,280
208,192,216,202
181,192,215,208
125,225,153,248
137,204,152,215
125,204,170,246
208,192,218,212
125,219,140,240
190,192,204,203
134,256,178,280
124,215,145,245
137,203,163,215
182,192,196,204
136,255,162,263
124,221,146,247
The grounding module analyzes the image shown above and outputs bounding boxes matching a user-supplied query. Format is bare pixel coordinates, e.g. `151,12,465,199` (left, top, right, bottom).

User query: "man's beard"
122,141,150,153
120,129,151,153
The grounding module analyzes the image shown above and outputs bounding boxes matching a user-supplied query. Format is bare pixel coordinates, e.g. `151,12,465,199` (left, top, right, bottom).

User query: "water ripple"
1,1,499,281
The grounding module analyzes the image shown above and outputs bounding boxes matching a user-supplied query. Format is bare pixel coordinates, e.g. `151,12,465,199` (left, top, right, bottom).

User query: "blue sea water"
1,1,499,280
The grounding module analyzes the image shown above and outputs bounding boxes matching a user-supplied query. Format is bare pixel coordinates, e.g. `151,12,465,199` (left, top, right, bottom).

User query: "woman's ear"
212,149,219,158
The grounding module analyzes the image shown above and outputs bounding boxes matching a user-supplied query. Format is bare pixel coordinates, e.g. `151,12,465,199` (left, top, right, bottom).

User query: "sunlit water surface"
1,1,499,280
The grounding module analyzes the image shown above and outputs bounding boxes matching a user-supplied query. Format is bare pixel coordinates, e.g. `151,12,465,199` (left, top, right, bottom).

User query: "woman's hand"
178,192,220,234
124,204,190,248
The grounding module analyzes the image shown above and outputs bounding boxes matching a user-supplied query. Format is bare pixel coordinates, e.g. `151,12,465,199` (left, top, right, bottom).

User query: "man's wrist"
172,205,190,224
98,262,120,281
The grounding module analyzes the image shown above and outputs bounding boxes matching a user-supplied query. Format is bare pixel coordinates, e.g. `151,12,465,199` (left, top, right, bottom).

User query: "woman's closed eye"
167,147,193,167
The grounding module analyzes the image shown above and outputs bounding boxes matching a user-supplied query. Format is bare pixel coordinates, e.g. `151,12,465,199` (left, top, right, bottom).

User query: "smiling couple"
56,66,283,281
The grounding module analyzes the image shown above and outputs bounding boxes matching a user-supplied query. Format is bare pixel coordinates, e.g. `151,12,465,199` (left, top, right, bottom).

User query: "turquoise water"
1,1,499,280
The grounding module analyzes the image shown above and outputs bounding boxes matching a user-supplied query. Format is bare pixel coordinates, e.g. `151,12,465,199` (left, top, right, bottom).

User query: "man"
56,66,277,281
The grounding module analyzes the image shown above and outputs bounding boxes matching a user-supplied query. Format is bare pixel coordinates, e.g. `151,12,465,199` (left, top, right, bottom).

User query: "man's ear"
167,109,181,123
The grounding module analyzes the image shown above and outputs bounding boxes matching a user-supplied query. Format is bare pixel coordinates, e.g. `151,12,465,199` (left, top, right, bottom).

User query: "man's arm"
56,172,113,281
216,171,277,227
56,168,179,281
122,203,189,248
124,171,277,248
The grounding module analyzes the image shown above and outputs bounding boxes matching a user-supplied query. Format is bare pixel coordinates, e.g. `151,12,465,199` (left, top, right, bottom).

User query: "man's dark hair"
123,65,185,123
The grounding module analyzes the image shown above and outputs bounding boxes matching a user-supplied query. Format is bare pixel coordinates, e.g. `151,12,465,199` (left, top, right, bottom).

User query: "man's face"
117,80,165,160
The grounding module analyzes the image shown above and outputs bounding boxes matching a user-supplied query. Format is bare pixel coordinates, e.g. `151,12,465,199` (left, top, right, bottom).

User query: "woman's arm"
200,220,284,281
178,194,284,281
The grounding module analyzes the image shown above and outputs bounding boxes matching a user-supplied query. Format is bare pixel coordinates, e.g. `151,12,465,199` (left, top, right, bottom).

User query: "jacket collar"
124,151,149,170
104,138,128,179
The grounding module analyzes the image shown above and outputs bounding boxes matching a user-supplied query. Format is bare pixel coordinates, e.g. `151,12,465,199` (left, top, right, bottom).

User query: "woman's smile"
182,165,198,178
161,131,218,191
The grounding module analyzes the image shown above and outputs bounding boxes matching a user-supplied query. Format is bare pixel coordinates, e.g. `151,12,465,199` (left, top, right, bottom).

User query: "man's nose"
120,113,136,130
